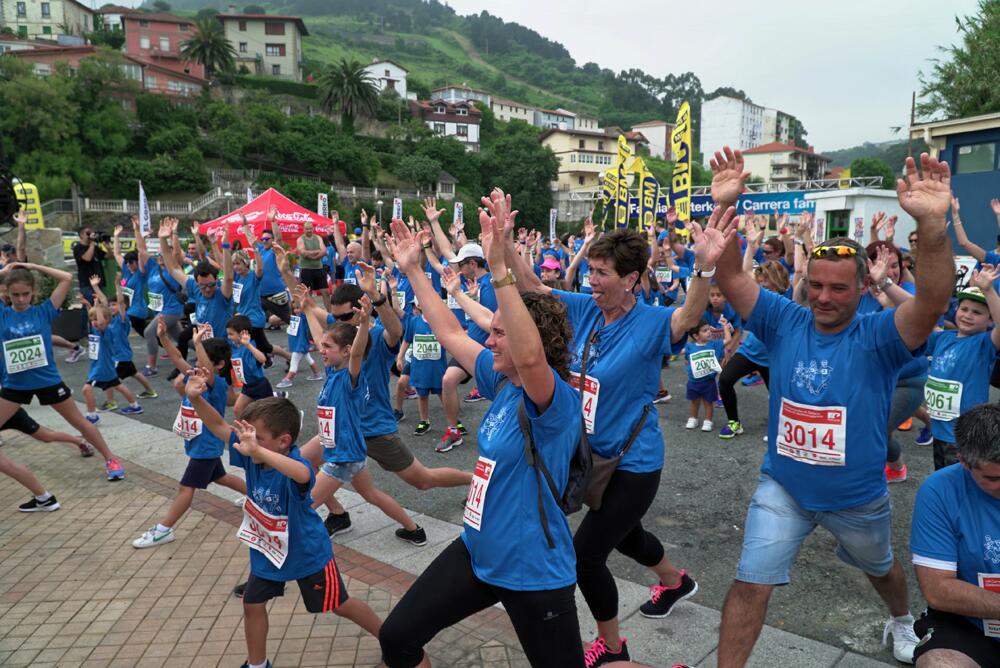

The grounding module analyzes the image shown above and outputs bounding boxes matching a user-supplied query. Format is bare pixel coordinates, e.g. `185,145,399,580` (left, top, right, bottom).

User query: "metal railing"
561,176,886,200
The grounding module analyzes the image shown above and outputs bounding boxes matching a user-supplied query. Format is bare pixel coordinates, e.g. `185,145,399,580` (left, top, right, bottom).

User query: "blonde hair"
755,260,790,294
233,249,251,266
88,303,111,320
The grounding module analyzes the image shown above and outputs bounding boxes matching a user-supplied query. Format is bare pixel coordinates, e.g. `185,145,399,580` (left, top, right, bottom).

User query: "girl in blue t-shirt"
81,302,142,423
273,301,323,389
684,318,731,432
400,305,449,436
226,315,273,418
131,320,245,549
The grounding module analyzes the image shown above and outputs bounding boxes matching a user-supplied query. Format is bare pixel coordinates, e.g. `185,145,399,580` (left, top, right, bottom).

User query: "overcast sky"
446,0,979,151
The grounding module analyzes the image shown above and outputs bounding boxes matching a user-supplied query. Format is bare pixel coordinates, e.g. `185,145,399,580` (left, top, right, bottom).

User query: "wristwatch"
876,277,894,292
371,295,387,307
692,265,717,279
491,269,516,289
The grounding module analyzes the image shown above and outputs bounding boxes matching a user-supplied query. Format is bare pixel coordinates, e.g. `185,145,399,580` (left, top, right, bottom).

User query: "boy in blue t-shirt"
400,302,449,436
183,389,383,668
81,303,142,423
226,315,273,418
92,275,158,411
684,318,731,432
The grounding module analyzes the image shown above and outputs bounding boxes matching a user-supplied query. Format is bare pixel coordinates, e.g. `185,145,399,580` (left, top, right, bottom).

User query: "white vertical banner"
246,187,254,204
549,208,557,240
392,197,403,220
138,181,151,237
453,202,463,226
317,193,329,218
814,217,826,243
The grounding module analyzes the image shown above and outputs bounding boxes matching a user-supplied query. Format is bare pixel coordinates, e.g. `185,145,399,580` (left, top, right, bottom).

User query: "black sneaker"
18,495,60,512
167,368,181,381
232,581,247,598
638,571,698,618
264,354,274,369
324,511,352,537
413,420,431,435
455,421,468,435
240,661,272,668
395,526,427,546
584,637,629,668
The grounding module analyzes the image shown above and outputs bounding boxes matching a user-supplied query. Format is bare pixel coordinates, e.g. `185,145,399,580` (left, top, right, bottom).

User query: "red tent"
196,188,346,246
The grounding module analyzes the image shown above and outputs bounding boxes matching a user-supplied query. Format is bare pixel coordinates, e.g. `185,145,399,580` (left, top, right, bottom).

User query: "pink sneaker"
436,427,464,453
105,458,125,481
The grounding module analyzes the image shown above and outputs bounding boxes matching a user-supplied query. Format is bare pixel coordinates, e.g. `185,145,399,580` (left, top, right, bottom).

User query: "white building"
700,96,765,168
762,108,795,146
409,98,482,151
364,59,412,100
431,85,491,107
491,97,535,124
631,119,674,160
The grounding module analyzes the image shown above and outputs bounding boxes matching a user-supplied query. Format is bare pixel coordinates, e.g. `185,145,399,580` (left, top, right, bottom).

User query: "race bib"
447,292,460,310
689,349,721,379
463,456,496,531
172,405,203,440
231,358,245,386
148,292,163,312
413,333,441,361
293,266,301,280
925,376,962,421
581,272,591,289
395,290,406,310
343,273,357,285
232,282,243,304
570,372,600,434
237,496,289,569
88,333,100,361
655,267,673,284
121,286,135,301
3,334,47,374
317,406,335,448
287,315,301,337
777,397,847,466
200,324,214,339
978,573,1000,637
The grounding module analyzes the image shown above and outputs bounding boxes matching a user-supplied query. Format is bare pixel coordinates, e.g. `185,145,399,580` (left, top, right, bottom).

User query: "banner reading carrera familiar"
614,135,632,228
670,102,692,222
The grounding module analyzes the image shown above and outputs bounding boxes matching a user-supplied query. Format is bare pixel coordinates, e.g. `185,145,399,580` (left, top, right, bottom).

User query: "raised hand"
422,196,444,225
746,217,764,246
385,220,422,274
952,196,961,216
897,153,952,223
292,283,310,311
689,205,739,268
89,275,101,287
114,225,124,237
192,324,209,344
272,244,288,271
709,146,750,207
14,209,27,226
240,330,251,347
157,217,173,238
184,368,209,398
268,206,278,223
972,264,999,293
360,208,368,226
583,216,596,243
867,245,891,286
232,419,261,458
356,293,373,319
478,206,506,271
885,215,897,240
355,260,378,297
441,265,463,294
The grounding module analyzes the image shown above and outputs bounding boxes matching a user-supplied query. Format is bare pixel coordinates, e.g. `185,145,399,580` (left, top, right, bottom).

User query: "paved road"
50,327,959,663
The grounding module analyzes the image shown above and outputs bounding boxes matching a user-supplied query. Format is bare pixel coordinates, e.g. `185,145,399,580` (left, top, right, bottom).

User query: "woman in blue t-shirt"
379,206,587,666
136,219,184,377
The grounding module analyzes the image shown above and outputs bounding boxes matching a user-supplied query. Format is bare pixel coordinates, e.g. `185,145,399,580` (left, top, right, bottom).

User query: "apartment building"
410,98,482,151
96,7,205,79
742,142,832,183
540,128,646,191
0,0,92,39
631,120,675,160
216,9,308,81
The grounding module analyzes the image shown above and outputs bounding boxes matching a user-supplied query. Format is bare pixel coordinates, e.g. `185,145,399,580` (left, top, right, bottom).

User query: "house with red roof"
742,142,832,183
216,5,308,81
96,5,205,80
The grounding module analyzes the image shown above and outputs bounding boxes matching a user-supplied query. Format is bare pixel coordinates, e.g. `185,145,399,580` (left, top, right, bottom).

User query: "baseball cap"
956,286,987,305
541,257,561,270
455,243,485,263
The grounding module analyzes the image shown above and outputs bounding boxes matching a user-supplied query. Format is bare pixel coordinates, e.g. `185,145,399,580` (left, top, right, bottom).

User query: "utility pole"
907,91,916,159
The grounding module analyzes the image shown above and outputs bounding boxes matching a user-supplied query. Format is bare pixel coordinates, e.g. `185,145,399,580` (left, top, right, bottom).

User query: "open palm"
691,205,738,267
710,146,750,206
387,220,422,273
897,154,951,222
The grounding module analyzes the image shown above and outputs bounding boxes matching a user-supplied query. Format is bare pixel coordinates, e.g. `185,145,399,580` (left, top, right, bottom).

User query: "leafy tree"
243,4,266,13
394,154,441,187
87,29,126,50
479,123,559,226
317,59,379,135
151,0,171,11
147,125,195,154
180,17,237,77
919,0,1000,119
849,157,896,189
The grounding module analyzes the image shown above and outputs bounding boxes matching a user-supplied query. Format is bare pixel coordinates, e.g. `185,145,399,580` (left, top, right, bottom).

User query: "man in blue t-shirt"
712,149,956,666
910,403,1000,666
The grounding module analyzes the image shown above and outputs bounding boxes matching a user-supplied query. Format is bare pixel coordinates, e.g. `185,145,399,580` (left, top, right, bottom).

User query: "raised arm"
111,224,125,267
272,245,298,294
566,218,596,286
134,215,151,271
330,210,348,260
240,330,267,365
950,196,987,262
423,197,457,262
971,265,1000,349
184,368,232,444
158,219,188,286
356,260,402,346
360,210,372,263
893,154,955,350
442,265,493,331
348,295,371,384
232,419,310,484
88,275,107,306
742,217,764,275
670,205,738,340
268,206,284,247
242,221,264,278
221,223,233,300
191,325,214,379
708,147,758,321
157,318,193,376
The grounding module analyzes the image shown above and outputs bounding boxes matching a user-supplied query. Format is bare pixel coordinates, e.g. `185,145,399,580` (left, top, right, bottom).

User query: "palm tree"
180,17,236,78
317,59,379,134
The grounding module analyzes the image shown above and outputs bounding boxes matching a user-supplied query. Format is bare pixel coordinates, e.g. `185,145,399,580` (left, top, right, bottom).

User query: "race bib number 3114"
776,398,847,466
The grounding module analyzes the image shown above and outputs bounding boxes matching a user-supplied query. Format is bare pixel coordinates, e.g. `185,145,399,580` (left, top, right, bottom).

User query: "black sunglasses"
260,236,273,242
331,311,355,322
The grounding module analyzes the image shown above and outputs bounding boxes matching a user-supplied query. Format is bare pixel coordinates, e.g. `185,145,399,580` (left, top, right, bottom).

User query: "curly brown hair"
754,260,790,294
521,292,574,381
586,228,650,278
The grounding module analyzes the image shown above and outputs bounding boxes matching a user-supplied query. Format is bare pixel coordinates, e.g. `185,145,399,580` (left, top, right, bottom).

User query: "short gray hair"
955,403,1000,469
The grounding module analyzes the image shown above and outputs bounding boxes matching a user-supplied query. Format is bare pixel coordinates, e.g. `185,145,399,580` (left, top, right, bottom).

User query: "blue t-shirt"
108,313,133,363
911,464,1000,640
255,244,285,295
577,257,593,294
144,259,183,316
316,366,367,464
684,340,726,383
705,304,742,341
466,273,497,345
229,436,332,581
230,342,264,386
555,290,685,473
405,316,447,390
737,332,769,367
461,348,579,590
340,257,361,286
926,330,996,443
186,277,233,340
87,326,117,383
360,324,401,438
233,271,265,328
121,261,148,318
392,270,416,316
746,288,920,511
181,374,229,459
286,314,311,354
0,300,62,390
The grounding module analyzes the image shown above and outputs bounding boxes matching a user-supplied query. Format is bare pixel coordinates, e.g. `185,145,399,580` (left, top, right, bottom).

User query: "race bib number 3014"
776,398,847,466
237,497,289,569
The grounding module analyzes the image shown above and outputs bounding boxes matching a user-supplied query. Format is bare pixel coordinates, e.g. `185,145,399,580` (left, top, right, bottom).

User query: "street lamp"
223,191,233,219
376,199,384,225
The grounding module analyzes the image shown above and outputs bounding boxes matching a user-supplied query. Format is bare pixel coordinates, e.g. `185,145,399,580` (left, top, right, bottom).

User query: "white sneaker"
233,495,246,506
882,615,918,664
763,435,768,442
685,417,698,429
701,420,713,432
132,526,175,549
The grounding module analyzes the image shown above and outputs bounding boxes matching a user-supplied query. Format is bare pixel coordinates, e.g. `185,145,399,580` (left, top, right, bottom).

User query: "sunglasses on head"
811,245,858,258
260,236,273,242
331,311,355,322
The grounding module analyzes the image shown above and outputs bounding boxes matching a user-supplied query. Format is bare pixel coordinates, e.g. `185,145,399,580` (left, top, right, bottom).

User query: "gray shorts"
320,460,366,484
365,432,415,472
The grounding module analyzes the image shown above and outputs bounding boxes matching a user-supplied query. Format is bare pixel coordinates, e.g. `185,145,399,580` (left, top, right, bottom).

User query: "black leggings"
176,324,194,360
575,468,665,622
250,326,273,356
128,316,148,338
718,353,770,423
379,539,583,667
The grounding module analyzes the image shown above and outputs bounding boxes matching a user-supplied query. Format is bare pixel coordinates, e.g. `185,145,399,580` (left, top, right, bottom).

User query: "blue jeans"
736,474,894,585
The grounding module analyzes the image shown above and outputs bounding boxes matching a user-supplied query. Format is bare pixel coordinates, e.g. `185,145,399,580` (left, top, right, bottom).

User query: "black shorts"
299,267,328,292
240,376,273,400
1,408,40,435
179,457,226,489
243,558,348,612
1,382,72,406
446,356,473,385
914,608,1000,667
116,361,138,380
87,378,121,391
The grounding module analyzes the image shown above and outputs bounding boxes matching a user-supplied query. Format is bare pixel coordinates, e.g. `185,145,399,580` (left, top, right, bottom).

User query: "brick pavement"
0,432,529,668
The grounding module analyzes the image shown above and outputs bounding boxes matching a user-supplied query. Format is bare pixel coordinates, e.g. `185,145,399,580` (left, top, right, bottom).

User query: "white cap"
455,243,485,262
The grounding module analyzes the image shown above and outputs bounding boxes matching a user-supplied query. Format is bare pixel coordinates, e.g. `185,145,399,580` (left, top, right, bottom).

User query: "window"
578,176,585,185
434,105,446,114
264,22,285,35
579,140,585,149
456,124,468,137
384,69,390,76
34,64,51,76
159,36,169,51
42,26,52,35
271,64,281,75
433,123,445,134
140,36,150,49
41,2,50,18
456,108,468,116
570,154,576,163
17,26,27,38
168,80,182,91
16,2,25,17
238,20,247,31
139,20,148,27
239,42,247,53
955,142,997,174
179,23,189,32
598,141,604,150
265,44,286,57
145,75,157,89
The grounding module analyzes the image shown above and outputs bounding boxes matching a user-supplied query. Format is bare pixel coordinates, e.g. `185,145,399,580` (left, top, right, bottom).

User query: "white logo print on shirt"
252,487,282,515
792,359,832,396
480,405,510,440
985,535,1000,566
931,347,958,375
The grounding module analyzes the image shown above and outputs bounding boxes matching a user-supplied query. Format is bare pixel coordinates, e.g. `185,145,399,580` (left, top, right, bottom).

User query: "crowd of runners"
0,146,998,668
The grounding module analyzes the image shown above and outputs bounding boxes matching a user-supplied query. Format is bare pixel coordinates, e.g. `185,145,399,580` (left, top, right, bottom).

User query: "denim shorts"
736,473,894,585
320,460,366,484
